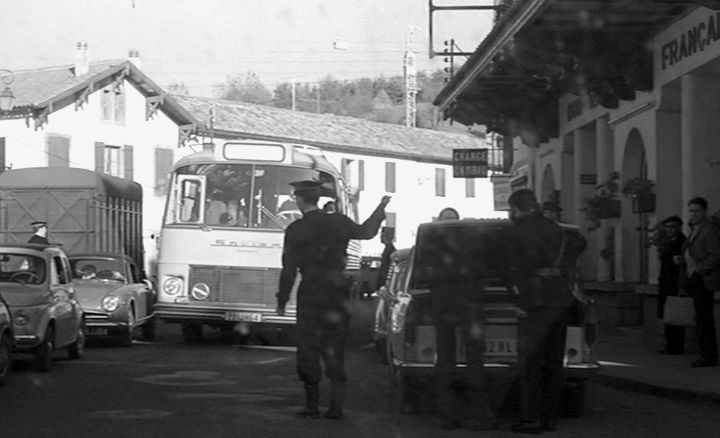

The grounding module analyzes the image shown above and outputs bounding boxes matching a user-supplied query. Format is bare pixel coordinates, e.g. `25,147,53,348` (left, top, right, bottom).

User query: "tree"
215,72,273,105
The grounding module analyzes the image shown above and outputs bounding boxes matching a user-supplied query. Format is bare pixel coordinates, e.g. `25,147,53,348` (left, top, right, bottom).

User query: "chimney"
127,49,141,69
74,42,89,76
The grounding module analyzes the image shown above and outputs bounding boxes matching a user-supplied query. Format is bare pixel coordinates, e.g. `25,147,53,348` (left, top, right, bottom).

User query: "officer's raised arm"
347,195,391,240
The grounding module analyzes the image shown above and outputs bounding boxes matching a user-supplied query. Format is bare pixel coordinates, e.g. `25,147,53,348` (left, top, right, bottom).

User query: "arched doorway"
621,128,649,283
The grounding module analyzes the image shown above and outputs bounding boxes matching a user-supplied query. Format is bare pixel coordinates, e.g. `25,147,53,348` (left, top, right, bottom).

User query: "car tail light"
14,310,29,326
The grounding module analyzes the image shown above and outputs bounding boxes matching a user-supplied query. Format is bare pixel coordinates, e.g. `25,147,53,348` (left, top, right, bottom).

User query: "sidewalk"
594,327,720,403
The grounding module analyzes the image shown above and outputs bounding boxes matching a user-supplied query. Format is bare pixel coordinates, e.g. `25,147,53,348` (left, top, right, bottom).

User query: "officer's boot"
296,383,320,419
324,380,345,419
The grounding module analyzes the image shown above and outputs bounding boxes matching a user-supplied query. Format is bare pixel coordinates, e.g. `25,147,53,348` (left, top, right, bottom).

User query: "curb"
594,373,720,405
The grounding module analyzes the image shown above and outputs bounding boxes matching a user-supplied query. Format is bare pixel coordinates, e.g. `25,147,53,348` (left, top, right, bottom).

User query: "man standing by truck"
507,189,576,435
276,180,390,420
28,221,50,245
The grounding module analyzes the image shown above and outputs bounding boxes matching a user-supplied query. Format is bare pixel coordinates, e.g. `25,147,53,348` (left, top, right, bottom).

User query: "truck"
0,167,144,270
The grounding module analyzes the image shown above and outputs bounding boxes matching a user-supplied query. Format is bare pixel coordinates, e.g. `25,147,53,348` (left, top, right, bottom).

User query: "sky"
0,0,495,97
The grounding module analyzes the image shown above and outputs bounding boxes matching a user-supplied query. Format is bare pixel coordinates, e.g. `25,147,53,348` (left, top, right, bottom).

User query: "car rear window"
0,253,47,284
409,222,512,290
70,258,126,281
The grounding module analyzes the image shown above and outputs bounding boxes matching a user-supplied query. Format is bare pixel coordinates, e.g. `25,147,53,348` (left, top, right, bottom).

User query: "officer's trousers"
296,305,350,385
518,306,570,424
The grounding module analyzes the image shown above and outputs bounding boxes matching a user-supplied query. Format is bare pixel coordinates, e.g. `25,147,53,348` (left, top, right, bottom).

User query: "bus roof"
173,142,339,176
0,167,142,201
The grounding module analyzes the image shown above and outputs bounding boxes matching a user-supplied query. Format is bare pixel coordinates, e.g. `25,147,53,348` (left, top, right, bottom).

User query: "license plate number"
224,312,262,322
87,328,109,336
485,338,516,356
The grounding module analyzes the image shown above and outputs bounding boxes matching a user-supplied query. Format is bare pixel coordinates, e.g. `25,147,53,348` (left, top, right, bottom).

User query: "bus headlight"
190,282,210,301
102,295,120,312
163,277,183,296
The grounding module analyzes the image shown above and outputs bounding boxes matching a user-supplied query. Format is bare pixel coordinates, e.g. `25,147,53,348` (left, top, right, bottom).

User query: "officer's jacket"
277,205,385,308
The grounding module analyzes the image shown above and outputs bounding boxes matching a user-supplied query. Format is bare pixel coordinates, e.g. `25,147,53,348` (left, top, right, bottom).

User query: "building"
434,0,720,336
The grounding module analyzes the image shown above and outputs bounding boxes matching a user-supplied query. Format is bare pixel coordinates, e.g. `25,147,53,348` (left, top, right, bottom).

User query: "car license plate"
485,338,516,356
224,312,262,322
87,328,109,336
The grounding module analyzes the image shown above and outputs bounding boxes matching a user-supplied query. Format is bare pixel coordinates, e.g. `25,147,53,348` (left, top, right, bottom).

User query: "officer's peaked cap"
662,215,683,226
31,220,48,228
290,180,323,196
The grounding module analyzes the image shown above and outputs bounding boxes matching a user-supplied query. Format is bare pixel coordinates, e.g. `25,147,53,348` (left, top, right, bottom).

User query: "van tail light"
404,304,417,344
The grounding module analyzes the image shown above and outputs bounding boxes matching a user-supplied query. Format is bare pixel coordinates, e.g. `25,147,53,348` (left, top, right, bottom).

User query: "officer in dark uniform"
28,221,50,245
276,180,390,420
507,189,583,435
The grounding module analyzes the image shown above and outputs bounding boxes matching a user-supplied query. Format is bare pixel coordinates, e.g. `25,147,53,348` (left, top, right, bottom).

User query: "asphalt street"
0,313,719,438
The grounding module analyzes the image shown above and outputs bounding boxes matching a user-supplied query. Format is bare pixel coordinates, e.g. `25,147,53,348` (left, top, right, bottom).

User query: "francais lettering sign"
453,149,488,178
660,11,720,71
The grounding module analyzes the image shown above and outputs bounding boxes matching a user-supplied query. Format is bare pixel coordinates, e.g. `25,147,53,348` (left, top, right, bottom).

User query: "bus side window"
179,179,203,222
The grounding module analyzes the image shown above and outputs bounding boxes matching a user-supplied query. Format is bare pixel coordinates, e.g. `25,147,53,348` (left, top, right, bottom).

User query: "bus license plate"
224,312,262,322
485,338,516,356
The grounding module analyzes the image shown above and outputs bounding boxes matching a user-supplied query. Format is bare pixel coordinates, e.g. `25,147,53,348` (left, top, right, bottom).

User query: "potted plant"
622,177,655,214
581,171,621,230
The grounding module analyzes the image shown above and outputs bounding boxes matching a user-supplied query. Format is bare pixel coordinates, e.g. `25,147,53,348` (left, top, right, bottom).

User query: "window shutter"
385,212,396,228
115,90,126,125
123,145,134,180
95,142,105,173
435,168,446,197
47,135,70,167
358,160,365,191
0,137,5,174
154,148,174,196
385,162,396,193
465,178,476,198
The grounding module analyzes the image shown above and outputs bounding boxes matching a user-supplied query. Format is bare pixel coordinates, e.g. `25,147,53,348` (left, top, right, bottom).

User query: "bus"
154,140,359,342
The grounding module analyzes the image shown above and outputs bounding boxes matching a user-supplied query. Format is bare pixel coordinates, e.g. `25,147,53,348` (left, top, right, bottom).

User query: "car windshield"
0,253,47,284
70,258,126,282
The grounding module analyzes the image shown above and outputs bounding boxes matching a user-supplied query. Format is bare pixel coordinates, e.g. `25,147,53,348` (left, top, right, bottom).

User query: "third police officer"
276,180,390,420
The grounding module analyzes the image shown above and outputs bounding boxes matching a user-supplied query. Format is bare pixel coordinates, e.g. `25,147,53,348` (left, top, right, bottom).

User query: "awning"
434,0,720,142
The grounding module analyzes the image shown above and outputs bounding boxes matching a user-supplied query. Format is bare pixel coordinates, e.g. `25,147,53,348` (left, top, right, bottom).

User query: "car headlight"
14,310,29,326
102,295,120,312
190,282,210,301
162,276,183,296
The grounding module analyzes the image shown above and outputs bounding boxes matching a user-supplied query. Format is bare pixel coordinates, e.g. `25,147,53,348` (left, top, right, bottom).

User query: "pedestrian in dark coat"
276,180,390,419
679,197,720,368
656,215,687,355
28,221,50,245
375,227,396,292
507,189,578,435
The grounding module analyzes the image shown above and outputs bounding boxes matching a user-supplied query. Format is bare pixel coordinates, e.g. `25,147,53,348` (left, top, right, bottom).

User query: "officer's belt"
534,267,562,277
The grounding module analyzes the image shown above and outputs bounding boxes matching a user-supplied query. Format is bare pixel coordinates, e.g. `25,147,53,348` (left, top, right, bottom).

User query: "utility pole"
404,28,418,128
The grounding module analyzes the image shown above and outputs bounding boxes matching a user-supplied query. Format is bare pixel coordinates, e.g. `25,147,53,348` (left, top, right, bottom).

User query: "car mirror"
142,279,154,290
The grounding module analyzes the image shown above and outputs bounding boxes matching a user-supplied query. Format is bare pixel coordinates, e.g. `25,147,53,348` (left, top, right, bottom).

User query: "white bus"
155,140,359,342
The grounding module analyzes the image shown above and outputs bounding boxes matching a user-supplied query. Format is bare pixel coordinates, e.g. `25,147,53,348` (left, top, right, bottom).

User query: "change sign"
453,148,488,178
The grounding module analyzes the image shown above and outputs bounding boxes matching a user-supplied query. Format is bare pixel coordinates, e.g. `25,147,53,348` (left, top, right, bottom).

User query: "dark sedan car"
0,293,12,385
69,253,156,346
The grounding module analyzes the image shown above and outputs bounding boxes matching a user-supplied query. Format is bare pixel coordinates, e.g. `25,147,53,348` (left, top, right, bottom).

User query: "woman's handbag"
663,296,696,326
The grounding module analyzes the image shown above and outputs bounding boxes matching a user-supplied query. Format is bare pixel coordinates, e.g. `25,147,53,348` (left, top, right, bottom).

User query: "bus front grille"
189,266,282,305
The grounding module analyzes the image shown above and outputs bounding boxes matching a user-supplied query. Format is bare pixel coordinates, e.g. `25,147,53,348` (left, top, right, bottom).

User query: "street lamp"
0,69,16,111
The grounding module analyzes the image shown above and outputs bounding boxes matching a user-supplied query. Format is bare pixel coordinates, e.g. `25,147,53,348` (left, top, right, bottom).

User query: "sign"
453,149,488,178
660,11,720,71
580,174,597,185
491,174,511,211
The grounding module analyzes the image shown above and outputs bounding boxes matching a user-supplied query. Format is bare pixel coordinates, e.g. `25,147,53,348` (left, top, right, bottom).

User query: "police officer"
28,221,50,245
276,180,390,420
507,189,581,434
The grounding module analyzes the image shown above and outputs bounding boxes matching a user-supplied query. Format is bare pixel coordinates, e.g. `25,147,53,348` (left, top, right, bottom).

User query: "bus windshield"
165,163,339,229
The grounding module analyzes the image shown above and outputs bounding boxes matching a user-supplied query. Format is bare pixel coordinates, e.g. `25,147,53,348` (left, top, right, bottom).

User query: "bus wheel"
181,322,203,344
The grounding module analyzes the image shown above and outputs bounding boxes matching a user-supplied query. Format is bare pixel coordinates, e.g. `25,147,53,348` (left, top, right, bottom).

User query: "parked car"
385,219,600,416
372,247,412,363
0,293,13,385
69,253,156,346
0,244,85,372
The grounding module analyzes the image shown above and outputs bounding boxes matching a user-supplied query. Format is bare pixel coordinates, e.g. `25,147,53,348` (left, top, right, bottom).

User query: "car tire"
118,310,135,347
35,325,54,373
562,379,587,417
141,317,156,341
0,333,12,386
68,321,86,360
181,322,203,344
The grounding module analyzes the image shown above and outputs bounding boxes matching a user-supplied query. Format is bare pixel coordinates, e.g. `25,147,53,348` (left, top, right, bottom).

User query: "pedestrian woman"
276,180,390,419
657,216,687,355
